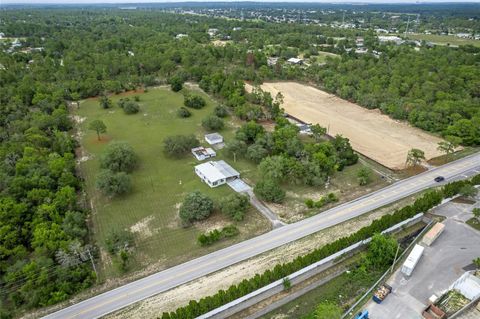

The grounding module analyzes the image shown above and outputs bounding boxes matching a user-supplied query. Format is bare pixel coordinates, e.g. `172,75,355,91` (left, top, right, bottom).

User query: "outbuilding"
287,57,303,65
205,133,224,146
194,160,240,188
191,146,216,161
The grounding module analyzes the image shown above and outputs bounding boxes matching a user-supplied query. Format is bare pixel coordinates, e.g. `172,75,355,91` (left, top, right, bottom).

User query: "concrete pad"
365,201,480,318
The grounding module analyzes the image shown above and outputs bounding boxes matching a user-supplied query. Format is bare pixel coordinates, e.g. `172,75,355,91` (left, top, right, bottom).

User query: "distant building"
233,27,242,31
175,34,188,39
287,57,303,65
267,57,279,66
191,146,216,161
378,35,404,45
205,133,224,146
0,32,4,39
195,160,240,188
207,28,219,37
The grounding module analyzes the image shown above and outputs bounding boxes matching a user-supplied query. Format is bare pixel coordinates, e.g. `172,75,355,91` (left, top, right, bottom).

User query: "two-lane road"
44,153,480,319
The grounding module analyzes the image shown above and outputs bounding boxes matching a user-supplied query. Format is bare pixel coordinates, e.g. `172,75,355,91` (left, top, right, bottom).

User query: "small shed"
205,133,223,145
191,147,216,161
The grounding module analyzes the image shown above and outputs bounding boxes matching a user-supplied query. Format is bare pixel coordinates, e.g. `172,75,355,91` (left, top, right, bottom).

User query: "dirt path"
246,82,445,170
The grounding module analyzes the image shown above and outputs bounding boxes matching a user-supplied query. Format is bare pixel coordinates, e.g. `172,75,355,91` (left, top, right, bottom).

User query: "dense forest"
0,5,479,316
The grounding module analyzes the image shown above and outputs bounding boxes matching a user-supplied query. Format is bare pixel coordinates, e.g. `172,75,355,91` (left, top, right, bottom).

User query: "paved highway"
44,153,480,319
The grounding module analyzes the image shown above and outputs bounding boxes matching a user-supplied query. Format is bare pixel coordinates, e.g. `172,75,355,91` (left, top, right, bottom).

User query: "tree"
89,120,107,141
224,139,247,161
236,121,265,143
473,257,480,268
314,302,342,319
177,107,191,118
254,179,285,203
459,184,478,199
437,136,460,161
169,75,184,92
310,124,327,142
184,95,206,109
406,148,426,167
179,191,214,225
247,144,269,163
96,170,132,196
99,95,113,109
202,115,224,131
100,142,137,173
163,135,199,157
214,105,228,118
357,167,373,186
219,193,250,221
366,233,398,269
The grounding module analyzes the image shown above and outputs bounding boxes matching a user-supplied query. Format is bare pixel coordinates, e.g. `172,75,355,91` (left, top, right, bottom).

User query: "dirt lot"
246,82,445,170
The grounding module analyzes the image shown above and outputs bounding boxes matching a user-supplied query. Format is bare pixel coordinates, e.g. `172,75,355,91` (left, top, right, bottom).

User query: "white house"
287,57,303,65
191,146,216,161
205,133,223,146
194,160,240,188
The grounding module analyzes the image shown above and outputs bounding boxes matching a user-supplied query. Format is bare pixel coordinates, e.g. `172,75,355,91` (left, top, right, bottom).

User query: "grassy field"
406,33,480,47
76,86,270,279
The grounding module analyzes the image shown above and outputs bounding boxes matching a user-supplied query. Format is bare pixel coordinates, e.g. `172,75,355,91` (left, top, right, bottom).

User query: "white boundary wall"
197,213,424,319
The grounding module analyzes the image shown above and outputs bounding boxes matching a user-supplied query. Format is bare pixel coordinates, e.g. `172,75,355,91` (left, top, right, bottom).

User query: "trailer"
372,283,392,303
422,304,446,319
422,222,445,246
401,244,424,276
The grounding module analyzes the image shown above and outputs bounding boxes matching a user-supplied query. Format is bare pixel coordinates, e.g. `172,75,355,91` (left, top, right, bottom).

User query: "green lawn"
406,33,480,47
76,86,270,279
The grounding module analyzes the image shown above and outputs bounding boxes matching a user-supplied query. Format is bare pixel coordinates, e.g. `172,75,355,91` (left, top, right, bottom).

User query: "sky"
3,0,480,4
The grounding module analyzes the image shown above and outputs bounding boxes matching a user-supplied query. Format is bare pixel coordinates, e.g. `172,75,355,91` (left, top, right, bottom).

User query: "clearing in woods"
75,85,270,280
247,82,445,170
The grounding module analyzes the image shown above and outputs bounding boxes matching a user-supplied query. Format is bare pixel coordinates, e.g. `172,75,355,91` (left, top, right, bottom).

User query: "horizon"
3,0,480,5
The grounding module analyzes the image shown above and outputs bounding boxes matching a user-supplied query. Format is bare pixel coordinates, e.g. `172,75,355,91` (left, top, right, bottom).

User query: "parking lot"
365,200,480,319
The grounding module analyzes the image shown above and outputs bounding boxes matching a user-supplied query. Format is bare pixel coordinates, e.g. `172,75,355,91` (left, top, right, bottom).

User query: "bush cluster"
118,98,140,114
184,94,206,109
197,225,239,246
305,193,338,209
177,107,191,118
162,177,479,319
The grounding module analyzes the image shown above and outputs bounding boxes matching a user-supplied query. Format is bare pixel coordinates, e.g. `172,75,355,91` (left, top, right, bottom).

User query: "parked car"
434,176,445,182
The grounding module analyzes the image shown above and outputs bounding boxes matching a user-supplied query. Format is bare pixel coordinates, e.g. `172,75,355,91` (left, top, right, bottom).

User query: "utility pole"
86,248,98,281
405,16,411,36
390,244,400,274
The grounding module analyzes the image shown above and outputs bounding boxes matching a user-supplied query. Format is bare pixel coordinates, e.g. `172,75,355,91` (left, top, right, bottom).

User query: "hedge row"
161,175,479,319
197,225,239,246
305,192,338,209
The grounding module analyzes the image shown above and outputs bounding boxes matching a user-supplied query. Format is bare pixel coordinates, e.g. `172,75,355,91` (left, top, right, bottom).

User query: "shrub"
254,179,285,203
177,107,191,118
133,95,140,102
169,75,184,92
214,105,228,118
184,95,206,109
305,193,339,209
357,167,373,186
96,170,132,196
305,198,314,208
105,229,134,255
219,193,250,221
122,101,140,114
99,95,113,109
197,225,239,246
163,134,199,157
100,142,137,173
179,191,214,225
282,277,291,290
202,115,224,131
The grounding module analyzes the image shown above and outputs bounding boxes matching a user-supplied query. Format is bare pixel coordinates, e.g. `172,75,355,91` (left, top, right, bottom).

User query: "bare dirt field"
246,82,445,170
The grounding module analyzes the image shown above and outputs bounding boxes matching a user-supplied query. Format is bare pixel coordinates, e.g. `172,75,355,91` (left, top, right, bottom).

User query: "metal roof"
212,160,239,179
